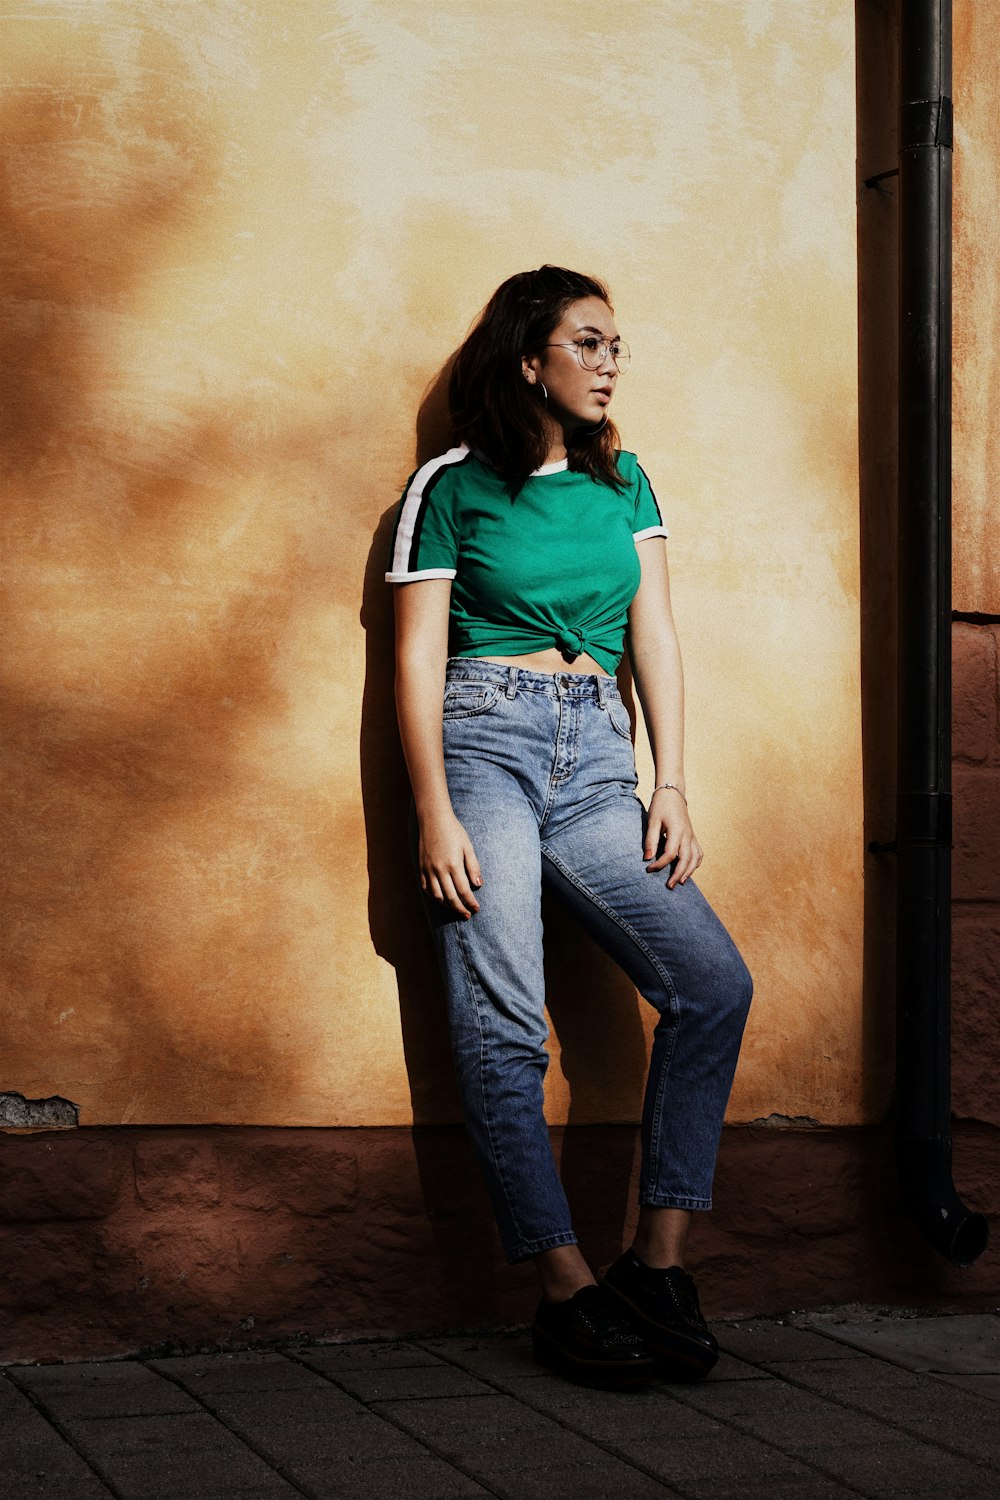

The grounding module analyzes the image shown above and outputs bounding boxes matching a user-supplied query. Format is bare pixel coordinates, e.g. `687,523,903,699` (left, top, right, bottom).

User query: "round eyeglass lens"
579,339,630,371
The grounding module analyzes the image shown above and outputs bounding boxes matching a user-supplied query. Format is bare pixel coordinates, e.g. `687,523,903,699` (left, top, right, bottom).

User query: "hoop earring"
583,413,608,434
539,381,548,407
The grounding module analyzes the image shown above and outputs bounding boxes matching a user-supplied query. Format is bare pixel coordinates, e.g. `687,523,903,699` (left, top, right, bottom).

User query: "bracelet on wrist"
653,781,688,805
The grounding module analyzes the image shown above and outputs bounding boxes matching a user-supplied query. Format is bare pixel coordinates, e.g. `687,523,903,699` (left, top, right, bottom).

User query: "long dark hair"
448,265,625,493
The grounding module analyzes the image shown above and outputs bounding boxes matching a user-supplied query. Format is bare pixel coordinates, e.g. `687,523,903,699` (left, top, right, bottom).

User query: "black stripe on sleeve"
635,461,664,526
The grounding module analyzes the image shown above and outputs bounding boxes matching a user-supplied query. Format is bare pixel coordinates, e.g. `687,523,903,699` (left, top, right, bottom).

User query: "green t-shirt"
386,444,668,674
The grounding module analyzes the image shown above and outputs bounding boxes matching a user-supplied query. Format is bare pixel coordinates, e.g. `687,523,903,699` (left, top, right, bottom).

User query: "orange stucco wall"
954,0,1000,615
952,3,1000,1168
2,1,862,1127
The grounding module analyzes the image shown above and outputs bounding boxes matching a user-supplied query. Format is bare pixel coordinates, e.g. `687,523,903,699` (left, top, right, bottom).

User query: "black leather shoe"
531,1283,656,1389
602,1250,718,1379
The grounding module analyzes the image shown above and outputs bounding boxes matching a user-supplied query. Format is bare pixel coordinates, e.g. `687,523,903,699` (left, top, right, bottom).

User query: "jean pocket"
606,698,634,740
442,684,504,720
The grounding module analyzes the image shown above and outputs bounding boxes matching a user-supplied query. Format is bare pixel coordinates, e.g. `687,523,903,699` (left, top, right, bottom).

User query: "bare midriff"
475,650,611,677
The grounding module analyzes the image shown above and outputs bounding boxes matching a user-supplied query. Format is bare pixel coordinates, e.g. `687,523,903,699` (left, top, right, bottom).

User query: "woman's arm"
627,538,703,889
393,579,483,918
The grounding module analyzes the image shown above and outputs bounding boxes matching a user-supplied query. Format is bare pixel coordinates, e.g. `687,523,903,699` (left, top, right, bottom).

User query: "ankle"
539,1270,597,1303
535,1245,598,1303
632,1206,691,1271
630,1243,685,1273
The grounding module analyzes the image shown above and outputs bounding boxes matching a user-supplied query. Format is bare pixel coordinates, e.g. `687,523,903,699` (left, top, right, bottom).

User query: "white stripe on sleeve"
389,443,469,577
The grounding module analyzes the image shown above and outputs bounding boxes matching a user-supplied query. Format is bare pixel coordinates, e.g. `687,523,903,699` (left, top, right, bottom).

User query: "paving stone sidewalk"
2,1313,999,1499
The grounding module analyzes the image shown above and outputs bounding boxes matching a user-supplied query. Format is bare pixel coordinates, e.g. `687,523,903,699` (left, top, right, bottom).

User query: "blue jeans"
421,659,753,1264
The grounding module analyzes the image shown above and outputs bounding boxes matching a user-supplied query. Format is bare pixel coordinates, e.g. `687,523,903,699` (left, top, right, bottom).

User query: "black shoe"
602,1250,718,1380
531,1283,656,1389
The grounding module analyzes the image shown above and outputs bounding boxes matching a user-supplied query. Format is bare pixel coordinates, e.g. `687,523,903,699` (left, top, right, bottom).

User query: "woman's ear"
521,353,539,385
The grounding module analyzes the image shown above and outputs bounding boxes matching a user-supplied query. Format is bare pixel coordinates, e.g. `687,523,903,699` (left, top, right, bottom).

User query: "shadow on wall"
1,69,325,1125
360,353,650,1307
855,0,899,1133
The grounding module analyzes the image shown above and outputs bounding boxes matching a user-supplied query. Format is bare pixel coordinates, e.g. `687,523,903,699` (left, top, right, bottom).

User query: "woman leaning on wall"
387,265,753,1389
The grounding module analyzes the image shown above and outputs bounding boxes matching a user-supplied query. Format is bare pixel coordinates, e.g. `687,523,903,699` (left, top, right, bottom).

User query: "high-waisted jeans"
420,658,753,1264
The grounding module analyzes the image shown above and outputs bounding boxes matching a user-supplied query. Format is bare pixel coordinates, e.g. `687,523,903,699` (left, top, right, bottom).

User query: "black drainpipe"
895,0,987,1266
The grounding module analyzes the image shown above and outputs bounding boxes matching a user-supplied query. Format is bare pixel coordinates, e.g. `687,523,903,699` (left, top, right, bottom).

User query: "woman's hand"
394,579,482,919
644,787,703,889
419,808,483,919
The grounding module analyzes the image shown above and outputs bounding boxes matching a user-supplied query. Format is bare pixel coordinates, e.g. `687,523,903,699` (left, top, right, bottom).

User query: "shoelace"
665,1269,703,1324
636,1263,704,1325
575,1288,642,1342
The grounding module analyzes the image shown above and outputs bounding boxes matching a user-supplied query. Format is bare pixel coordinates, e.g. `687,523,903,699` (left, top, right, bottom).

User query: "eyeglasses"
542,336,631,372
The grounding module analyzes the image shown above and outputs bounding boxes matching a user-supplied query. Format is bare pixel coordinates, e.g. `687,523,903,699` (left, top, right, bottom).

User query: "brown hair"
448,265,626,493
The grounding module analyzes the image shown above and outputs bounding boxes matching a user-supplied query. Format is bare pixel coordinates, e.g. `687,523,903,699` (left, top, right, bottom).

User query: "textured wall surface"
952,1,1000,1233
2,1,862,1126
1,1121,996,1363
954,0,1000,613
3,8,1000,1363
953,621,1000,1146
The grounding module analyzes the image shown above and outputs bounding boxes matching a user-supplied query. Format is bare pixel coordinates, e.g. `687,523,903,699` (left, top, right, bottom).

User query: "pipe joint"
900,96,954,151
896,791,952,847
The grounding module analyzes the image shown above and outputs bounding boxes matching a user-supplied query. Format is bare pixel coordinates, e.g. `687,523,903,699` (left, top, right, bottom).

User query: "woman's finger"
642,819,665,862
665,832,694,887
449,864,481,915
673,837,703,886
429,869,458,912
647,831,680,872
464,846,484,889
670,837,691,885
438,871,473,918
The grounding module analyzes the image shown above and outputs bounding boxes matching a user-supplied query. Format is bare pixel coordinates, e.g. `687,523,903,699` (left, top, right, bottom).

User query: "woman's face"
522,295,620,435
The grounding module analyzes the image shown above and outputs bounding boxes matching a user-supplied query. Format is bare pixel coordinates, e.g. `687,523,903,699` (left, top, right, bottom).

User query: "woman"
387,265,752,1389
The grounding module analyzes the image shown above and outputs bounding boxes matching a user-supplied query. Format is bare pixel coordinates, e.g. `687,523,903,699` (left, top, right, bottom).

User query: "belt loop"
597,675,610,709
506,666,518,699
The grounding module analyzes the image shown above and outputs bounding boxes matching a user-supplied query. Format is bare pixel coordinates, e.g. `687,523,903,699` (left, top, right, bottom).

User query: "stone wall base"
1,1121,996,1364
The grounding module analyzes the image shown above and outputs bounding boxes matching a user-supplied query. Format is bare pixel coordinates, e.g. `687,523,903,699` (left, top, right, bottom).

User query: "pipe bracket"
896,792,952,847
900,96,954,150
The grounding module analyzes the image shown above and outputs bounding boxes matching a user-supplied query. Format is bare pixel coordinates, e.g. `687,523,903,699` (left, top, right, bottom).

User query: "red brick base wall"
953,622,1000,1141
1,1118,997,1365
